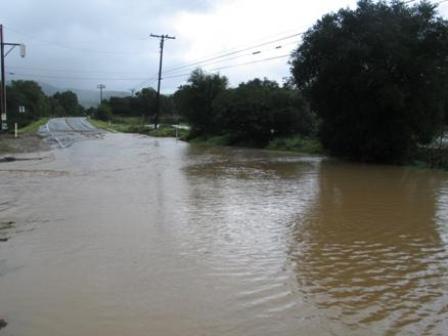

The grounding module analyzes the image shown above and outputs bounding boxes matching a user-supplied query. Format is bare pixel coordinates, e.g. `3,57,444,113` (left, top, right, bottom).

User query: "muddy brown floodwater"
1,133,448,336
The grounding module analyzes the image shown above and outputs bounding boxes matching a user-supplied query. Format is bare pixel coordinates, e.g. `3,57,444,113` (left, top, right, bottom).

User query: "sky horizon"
2,0,447,94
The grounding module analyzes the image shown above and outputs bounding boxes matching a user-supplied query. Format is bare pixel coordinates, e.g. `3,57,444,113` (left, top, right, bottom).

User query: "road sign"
1,123,7,130
1,113,6,121
19,106,26,113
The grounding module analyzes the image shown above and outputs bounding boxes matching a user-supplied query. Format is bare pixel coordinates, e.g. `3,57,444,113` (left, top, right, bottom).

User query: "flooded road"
38,117,103,148
1,133,448,335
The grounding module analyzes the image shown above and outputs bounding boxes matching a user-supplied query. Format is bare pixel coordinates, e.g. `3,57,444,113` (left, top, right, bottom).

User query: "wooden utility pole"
0,24,25,132
0,25,6,132
97,84,106,104
150,34,175,129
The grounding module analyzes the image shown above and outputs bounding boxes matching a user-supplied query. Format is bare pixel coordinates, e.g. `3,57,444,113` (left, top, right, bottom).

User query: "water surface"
1,134,447,335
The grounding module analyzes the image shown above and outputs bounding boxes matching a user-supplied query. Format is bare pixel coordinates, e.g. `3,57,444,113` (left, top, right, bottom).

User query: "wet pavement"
38,117,103,148
1,130,448,336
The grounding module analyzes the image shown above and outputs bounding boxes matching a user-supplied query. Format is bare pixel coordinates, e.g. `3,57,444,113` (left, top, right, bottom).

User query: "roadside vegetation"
0,118,50,154
4,80,85,131
291,0,448,165
4,0,448,167
19,118,49,134
90,116,189,139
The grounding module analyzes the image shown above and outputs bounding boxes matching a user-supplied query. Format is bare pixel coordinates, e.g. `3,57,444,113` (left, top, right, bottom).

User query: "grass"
19,118,49,134
91,115,323,155
89,119,119,132
413,146,448,170
267,135,323,154
189,134,235,146
0,118,49,154
0,142,13,153
188,133,324,155
91,117,189,139
0,118,51,155
89,117,141,133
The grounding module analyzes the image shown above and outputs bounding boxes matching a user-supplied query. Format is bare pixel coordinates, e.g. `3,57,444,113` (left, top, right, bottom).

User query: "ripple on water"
2,140,448,336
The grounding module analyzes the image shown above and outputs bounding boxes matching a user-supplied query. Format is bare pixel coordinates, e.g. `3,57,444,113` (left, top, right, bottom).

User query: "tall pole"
97,84,106,105
150,34,175,129
0,24,6,132
0,25,24,132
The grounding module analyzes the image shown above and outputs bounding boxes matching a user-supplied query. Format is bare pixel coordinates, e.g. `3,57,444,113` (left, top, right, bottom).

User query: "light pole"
0,24,25,132
97,84,106,105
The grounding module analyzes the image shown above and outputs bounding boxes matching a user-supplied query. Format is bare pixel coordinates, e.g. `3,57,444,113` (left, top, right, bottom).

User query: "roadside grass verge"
89,119,120,132
189,134,236,146
0,118,50,155
412,146,448,170
92,115,323,155
91,117,189,139
267,135,323,154
188,134,324,155
0,142,13,153
19,118,49,134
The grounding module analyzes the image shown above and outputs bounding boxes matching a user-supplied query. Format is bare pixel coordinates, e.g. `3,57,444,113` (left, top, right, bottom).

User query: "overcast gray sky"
1,0,447,93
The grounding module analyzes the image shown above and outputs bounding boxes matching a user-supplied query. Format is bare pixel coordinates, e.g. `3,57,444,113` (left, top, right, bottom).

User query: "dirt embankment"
0,134,50,156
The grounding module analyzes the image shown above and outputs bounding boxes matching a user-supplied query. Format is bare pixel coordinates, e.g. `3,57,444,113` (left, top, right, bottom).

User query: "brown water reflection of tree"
289,161,448,335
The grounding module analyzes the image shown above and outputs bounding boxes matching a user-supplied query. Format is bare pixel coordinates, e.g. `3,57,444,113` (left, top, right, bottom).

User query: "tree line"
101,0,448,163
6,80,84,127
7,0,448,164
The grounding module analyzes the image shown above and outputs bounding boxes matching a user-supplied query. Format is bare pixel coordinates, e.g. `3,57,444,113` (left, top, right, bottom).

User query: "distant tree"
108,96,133,116
95,103,112,121
136,88,158,121
175,69,228,135
48,97,65,116
85,107,96,117
291,0,448,162
52,91,81,116
6,80,50,127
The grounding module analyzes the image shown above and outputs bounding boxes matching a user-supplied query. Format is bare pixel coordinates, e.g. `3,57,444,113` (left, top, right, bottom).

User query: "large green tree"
213,78,313,145
7,80,50,126
291,0,448,162
175,69,228,135
52,91,82,116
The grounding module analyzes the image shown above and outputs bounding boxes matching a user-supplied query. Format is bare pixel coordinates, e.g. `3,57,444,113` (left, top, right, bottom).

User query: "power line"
162,39,300,76
3,25,147,55
131,33,303,90
8,72,153,81
6,65,151,75
162,54,290,81
9,52,289,87
7,36,298,81
159,0,448,80
163,32,302,75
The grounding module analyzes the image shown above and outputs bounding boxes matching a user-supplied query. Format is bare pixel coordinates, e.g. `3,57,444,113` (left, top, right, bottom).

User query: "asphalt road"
39,117,103,148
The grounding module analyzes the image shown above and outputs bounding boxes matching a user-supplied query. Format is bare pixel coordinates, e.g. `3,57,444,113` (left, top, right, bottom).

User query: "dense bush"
213,78,314,146
174,69,228,135
175,71,315,146
95,103,112,121
291,0,448,163
6,80,50,128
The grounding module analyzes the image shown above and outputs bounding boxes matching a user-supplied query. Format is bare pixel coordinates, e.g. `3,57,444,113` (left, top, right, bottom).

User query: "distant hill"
68,88,129,108
37,82,129,108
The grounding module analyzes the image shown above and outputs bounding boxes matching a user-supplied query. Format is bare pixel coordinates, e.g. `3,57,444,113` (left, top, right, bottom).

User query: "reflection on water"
0,134,448,335
290,162,448,335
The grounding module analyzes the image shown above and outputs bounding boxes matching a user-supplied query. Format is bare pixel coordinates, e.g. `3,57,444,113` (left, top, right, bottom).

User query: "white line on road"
46,120,65,149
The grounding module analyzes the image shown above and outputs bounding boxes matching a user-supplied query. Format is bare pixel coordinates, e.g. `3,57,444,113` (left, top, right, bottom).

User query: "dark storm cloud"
0,0,212,91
